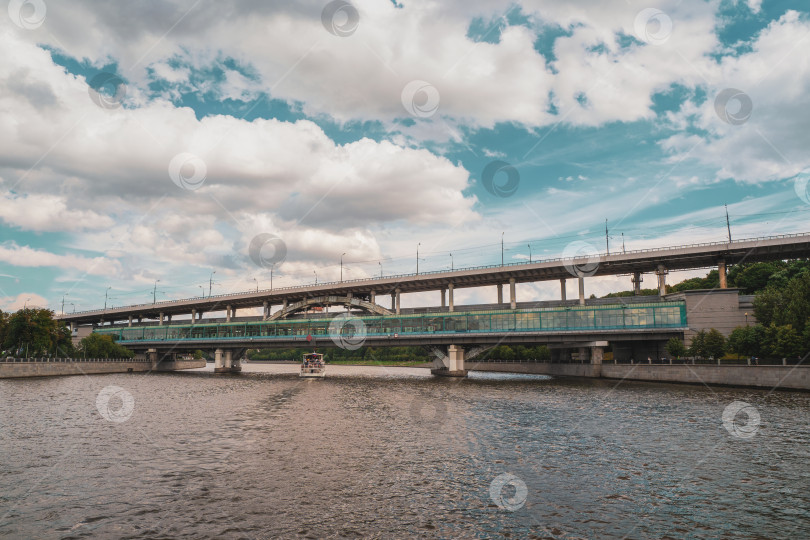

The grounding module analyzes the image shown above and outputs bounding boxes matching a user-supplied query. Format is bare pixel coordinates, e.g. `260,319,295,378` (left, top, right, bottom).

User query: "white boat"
300,352,325,378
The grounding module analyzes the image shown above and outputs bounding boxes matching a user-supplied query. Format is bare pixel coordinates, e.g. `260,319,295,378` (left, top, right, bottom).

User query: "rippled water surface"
1,363,809,538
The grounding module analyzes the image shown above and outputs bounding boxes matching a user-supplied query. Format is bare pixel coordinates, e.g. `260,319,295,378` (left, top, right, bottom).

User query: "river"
1,363,808,538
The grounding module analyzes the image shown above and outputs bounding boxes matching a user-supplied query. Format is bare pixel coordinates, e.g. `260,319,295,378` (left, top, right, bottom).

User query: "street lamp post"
153,279,160,304
501,232,505,266
253,277,258,292
61,293,68,315
378,261,382,278
209,271,216,297
528,244,532,264
416,243,421,275
313,271,318,285
270,265,274,291
23,297,31,309
340,252,346,283
199,285,204,297
104,286,112,310
69,302,75,313
450,253,453,271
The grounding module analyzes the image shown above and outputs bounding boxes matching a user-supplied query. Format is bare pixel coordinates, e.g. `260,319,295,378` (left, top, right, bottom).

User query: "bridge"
92,293,728,376
57,232,810,330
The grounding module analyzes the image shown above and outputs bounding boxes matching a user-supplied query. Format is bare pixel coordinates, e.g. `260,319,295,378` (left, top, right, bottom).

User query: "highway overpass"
58,231,810,328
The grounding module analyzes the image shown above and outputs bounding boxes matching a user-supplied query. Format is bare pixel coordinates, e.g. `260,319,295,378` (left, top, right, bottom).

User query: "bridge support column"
509,278,516,309
370,290,375,304
448,283,454,312
213,350,239,373
70,322,75,333
159,312,164,325
226,305,232,322
431,344,467,377
147,348,158,368
560,278,567,301
262,302,268,321
128,316,132,328
395,288,401,315
231,352,242,373
138,316,142,324
656,265,668,296
632,272,641,295
718,259,727,289
441,288,446,308
497,284,503,305
590,345,603,377
391,292,396,310
191,309,196,325
578,277,585,305
167,314,172,323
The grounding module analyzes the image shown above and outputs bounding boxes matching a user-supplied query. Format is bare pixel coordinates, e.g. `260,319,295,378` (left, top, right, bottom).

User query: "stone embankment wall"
468,362,810,391
0,359,205,378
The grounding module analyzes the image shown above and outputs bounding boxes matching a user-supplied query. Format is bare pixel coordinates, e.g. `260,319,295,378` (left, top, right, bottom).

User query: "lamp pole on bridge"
340,252,346,283
416,243,421,274
153,279,160,304
378,261,382,278
208,271,216,297
253,277,258,292
199,285,204,297
61,293,68,315
69,302,75,313
24,297,30,309
104,286,112,310
270,265,274,291
450,252,453,271
501,232,504,266
528,244,532,264
313,270,317,285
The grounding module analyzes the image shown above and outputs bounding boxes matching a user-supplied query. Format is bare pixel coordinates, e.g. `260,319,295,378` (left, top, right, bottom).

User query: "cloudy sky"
1,0,809,314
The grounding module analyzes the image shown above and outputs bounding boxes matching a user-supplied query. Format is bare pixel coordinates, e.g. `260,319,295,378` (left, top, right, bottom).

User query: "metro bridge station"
62,232,803,375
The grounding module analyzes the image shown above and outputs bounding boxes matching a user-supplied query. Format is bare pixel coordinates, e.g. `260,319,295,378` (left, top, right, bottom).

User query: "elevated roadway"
58,232,810,326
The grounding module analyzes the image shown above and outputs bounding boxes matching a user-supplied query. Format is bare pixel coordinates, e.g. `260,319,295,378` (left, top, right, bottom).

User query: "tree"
79,333,134,358
773,325,803,359
727,326,761,359
703,329,726,360
688,330,707,358
666,338,686,358
2,308,74,357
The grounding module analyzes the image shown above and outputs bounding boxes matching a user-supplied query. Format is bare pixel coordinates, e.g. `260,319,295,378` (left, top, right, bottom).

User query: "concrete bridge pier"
448,283,454,312
147,348,158,369
578,277,585,305
214,349,241,373
632,272,642,295
431,344,468,377
497,284,503,305
718,259,727,289
560,278,567,301
656,265,668,296
509,278,516,309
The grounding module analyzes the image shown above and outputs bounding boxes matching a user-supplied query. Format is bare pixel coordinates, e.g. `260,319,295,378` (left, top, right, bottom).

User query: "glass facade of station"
96,302,687,343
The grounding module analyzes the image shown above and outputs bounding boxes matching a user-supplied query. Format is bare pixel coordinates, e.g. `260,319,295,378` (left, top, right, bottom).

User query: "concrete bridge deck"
56,231,810,326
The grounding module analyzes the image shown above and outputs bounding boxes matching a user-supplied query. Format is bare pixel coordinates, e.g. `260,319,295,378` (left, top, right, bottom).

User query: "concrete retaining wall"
600,364,810,391
0,359,205,379
468,362,810,390
468,362,601,378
